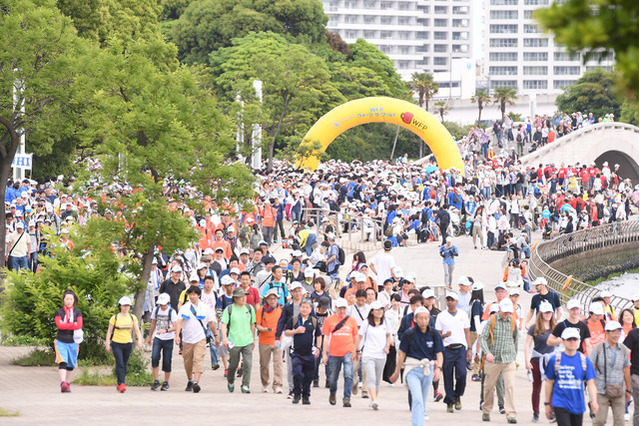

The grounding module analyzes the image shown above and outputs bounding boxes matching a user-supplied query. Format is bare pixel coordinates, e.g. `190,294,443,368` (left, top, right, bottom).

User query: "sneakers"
447,404,454,413
370,401,379,410
325,380,330,388
352,382,358,395
455,397,461,410
224,369,228,378
211,363,220,371
507,418,517,424
343,397,351,407
499,407,506,415
151,380,161,391
434,391,444,402
287,391,294,399
60,382,69,393
192,382,201,393
161,381,170,391
532,413,539,423
625,413,630,422
262,386,269,393
482,413,490,422
275,387,283,394
292,394,301,404
329,394,336,405
312,380,319,388
472,374,481,382
185,381,194,392
116,383,126,393
549,413,556,422
227,383,234,393
241,385,250,394
361,390,369,399
302,396,310,405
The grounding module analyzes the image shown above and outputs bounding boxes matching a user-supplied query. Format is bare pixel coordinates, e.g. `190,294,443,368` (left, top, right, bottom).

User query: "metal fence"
528,220,638,313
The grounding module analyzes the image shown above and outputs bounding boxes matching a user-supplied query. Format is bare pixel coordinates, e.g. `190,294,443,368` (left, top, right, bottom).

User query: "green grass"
73,368,153,387
585,267,639,287
11,348,56,366
0,334,49,347
0,408,19,417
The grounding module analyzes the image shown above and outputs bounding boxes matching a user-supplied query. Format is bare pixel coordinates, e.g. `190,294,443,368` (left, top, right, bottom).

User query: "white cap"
221,275,235,286
494,284,507,292
351,272,365,282
290,282,303,291
393,266,403,277
600,290,612,298
304,269,314,277
589,302,605,315
291,250,303,257
445,292,459,300
156,293,171,305
230,267,240,275
446,236,453,242
458,276,471,286
370,301,383,310
509,288,520,296
15,222,24,229
533,277,548,287
539,301,554,313
335,298,348,308
566,299,580,310
604,321,623,332
28,220,35,227
414,306,430,316
422,289,435,299
171,265,182,273
472,282,484,291
561,327,581,340
118,296,132,306
403,274,416,284
189,273,199,282
499,299,513,313
489,303,500,313
152,258,158,265
203,248,214,255
240,248,250,255
505,281,519,288
199,219,206,227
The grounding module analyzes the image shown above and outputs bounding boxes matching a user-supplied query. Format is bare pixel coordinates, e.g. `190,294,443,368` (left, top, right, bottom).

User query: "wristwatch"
626,390,632,394
544,402,550,406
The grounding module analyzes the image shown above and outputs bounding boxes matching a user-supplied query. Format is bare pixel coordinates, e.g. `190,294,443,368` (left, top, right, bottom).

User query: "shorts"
55,340,79,370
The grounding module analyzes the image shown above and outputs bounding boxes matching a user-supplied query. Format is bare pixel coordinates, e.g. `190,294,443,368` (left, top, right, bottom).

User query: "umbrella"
425,165,439,174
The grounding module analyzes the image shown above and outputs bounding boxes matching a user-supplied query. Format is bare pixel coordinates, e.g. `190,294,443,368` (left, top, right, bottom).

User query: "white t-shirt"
435,309,470,347
358,321,389,359
371,252,395,283
151,306,178,341
178,301,213,344
347,303,371,329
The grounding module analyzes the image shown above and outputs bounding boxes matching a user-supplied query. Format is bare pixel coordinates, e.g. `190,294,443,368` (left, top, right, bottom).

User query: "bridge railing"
528,220,638,314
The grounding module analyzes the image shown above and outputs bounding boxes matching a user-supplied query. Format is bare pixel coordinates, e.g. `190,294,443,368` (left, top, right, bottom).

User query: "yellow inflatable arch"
295,96,464,173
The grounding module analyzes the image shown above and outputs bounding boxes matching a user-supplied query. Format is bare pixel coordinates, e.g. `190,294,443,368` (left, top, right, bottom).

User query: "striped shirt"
480,314,518,363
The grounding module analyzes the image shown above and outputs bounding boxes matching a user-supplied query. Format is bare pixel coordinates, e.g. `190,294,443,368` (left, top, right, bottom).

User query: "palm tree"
433,101,449,123
408,72,438,157
471,89,491,125
493,86,518,116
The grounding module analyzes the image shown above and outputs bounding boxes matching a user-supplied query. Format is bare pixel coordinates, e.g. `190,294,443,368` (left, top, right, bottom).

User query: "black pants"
554,407,582,426
439,224,449,245
443,346,467,404
383,345,397,383
291,352,315,397
111,342,133,385
275,219,285,241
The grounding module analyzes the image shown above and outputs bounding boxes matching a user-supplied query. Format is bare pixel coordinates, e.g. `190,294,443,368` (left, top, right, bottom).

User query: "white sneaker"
625,413,630,422
371,401,379,411
262,386,269,393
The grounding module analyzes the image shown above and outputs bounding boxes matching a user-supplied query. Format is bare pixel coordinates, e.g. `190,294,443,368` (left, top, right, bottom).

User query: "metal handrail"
528,220,638,313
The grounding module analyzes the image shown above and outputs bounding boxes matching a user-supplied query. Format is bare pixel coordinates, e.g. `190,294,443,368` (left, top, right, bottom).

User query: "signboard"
12,153,33,170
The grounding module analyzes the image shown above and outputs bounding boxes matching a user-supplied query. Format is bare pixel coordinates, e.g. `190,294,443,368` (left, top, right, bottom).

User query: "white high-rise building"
483,0,614,95
322,0,473,81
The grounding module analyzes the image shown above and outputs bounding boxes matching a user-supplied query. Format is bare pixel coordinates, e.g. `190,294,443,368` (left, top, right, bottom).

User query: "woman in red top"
54,290,83,393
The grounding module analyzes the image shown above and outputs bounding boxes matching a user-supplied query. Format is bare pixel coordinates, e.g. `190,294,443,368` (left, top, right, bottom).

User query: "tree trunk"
266,96,291,173
478,104,483,125
0,121,22,273
132,245,155,320
390,125,400,160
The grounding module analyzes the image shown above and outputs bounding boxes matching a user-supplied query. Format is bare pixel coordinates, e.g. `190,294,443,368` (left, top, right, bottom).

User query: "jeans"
209,339,219,366
291,352,315,397
406,365,434,426
262,226,274,245
111,341,133,385
28,252,38,272
554,407,583,426
151,338,173,372
275,220,285,242
8,255,28,271
442,346,467,404
228,344,253,387
327,354,354,400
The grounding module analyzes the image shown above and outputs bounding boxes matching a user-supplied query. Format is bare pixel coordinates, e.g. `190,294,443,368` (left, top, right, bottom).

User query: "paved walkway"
0,231,618,425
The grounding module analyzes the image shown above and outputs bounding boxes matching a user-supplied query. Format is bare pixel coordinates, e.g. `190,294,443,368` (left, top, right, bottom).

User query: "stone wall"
550,242,639,282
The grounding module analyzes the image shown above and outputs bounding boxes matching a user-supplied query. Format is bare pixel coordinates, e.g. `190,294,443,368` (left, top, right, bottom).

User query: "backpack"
111,313,135,340
516,133,523,143
554,351,587,378
226,304,254,331
487,313,516,346
337,245,345,266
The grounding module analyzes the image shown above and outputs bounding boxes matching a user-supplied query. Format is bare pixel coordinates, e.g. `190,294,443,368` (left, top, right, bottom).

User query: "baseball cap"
446,236,452,242
393,266,403,277
499,299,513,313
15,222,24,229
203,248,214,255
494,284,507,292
220,275,235,286
509,288,520,296
533,277,548,287
291,250,302,257
304,269,314,277
335,298,348,308
189,273,199,282
264,288,279,299
604,321,622,332
215,247,224,253
539,301,554,313
118,296,132,306
351,272,365,282
232,287,249,298
600,290,612,298
567,299,581,310
458,276,471,286
240,248,250,255
472,282,484,291
370,301,383,310
156,293,171,306
230,267,240,275
489,303,500,313
445,292,459,300
561,327,581,340
589,302,605,315
414,306,429,316
171,265,182,273
290,282,303,291
422,289,435,299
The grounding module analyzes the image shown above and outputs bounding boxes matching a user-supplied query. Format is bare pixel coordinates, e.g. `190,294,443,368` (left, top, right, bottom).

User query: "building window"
398,2,411,10
523,10,534,19
554,80,576,89
490,52,518,61
490,10,518,19
381,16,393,25
453,32,468,40
434,19,448,27
364,17,376,24
490,38,518,47
380,1,393,10
434,6,448,13
434,31,447,40
398,61,411,70
554,52,580,61
493,80,518,88
379,45,391,54
381,31,393,39
553,66,580,75
524,52,548,61
398,17,411,25
523,38,548,47
453,6,469,14
399,46,411,55
490,0,518,4
524,0,548,4
417,31,429,39
524,24,541,33
344,1,358,8
523,66,548,75
364,1,377,9
344,15,358,23
452,44,468,53
452,19,468,27
434,57,448,66
398,32,411,40
489,66,517,75
364,30,376,38
523,80,548,89
434,44,448,53
490,24,518,33
346,31,358,38
586,65,611,72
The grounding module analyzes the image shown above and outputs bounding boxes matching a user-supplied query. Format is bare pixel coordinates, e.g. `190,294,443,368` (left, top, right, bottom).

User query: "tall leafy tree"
555,69,621,119
492,86,518,116
0,0,88,267
471,89,491,125
433,101,450,123
408,73,438,157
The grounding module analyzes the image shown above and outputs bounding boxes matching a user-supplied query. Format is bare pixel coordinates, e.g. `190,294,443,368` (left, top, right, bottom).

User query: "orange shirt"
586,318,606,347
321,314,359,357
212,240,232,259
256,305,282,346
261,206,276,227
198,228,212,251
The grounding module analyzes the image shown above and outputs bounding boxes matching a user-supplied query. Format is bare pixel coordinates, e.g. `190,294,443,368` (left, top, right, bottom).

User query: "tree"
555,69,621,120
170,0,328,64
535,0,639,101
349,39,410,100
0,0,88,268
492,87,518,116
433,101,450,123
408,72,438,157
471,90,491,125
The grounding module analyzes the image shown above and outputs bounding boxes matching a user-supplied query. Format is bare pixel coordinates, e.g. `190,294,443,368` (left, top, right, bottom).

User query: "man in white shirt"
435,292,473,412
369,240,396,288
175,286,216,393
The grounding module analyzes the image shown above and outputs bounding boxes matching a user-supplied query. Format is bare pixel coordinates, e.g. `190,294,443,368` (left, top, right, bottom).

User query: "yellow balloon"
295,97,464,174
